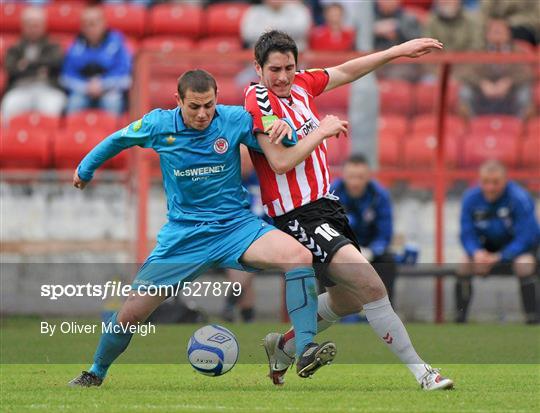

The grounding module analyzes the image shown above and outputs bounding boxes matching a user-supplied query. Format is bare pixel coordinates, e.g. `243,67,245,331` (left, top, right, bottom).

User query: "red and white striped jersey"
244,69,331,218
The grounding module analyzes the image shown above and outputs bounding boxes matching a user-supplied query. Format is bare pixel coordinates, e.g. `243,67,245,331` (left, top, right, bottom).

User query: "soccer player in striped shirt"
244,30,453,390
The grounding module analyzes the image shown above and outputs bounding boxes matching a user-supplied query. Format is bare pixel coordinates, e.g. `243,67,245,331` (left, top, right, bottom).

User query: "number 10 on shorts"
314,223,340,241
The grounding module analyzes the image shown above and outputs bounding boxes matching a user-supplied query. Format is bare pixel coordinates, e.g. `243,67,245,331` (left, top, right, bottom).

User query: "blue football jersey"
77,105,263,223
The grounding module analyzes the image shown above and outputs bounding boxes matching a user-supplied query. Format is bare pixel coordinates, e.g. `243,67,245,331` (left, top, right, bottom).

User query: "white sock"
282,292,339,358
363,295,427,382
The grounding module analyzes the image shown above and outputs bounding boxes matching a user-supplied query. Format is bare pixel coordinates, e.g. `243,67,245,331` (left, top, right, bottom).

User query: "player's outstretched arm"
73,169,88,190
74,115,155,189
325,38,443,92
258,115,347,175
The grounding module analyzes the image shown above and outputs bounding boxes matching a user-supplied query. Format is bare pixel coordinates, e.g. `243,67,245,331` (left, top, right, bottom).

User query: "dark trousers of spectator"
371,251,397,304
455,263,539,324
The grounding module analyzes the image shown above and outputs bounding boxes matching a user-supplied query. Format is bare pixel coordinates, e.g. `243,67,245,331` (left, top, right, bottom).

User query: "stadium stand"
414,81,459,114
316,84,350,112
378,79,414,115
46,2,84,34
9,112,61,131
103,4,146,38
148,4,203,38
205,3,249,38
0,2,24,33
53,126,126,169
64,110,119,135
469,115,524,138
0,127,51,169
463,134,519,167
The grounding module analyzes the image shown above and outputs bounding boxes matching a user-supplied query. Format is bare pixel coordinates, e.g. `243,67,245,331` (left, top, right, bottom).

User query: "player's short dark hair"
177,69,217,100
345,154,370,167
254,30,298,67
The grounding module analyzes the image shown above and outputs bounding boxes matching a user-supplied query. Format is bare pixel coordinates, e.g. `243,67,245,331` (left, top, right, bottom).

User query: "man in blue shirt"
457,160,540,324
68,70,336,387
331,154,397,302
60,6,132,114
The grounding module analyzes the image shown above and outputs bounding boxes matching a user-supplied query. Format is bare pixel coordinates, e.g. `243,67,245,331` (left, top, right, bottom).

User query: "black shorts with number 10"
273,197,361,287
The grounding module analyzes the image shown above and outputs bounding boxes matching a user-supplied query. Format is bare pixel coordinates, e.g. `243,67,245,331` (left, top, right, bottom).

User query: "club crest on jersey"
213,138,229,154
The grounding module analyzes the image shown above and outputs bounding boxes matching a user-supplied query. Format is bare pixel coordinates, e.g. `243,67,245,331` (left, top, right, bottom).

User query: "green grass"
1,320,539,412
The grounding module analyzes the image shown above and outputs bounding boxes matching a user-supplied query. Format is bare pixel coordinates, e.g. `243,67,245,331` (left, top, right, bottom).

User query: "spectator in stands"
241,0,311,51
424,0,483,51
309,2,355,51
331,154,397,302
459,17,533,118
60,6,132,115
457,160,540,324
373,0,422,81
1,7,65,125
374,0,421,51
480,0,539,46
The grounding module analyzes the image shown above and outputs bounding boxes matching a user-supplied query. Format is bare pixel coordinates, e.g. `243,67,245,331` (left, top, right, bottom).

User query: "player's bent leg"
455,258,475,323
241,230,336,381
328,244,453,390
513,254,538,324
69,292,167,387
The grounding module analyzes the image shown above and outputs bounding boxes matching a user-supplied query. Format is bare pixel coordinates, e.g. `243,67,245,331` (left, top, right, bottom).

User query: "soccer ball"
187,324,239,376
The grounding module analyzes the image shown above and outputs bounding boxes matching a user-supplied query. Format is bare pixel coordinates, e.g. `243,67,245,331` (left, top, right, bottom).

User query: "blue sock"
284,267,318,358
89,312,133,380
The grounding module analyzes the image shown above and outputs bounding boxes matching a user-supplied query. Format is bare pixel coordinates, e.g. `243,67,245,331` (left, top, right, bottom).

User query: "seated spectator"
241,0,311,51
457,160,540,324
1,7,65,125
480,0,539,46
373,0,421,81
309,2,355,51
424,0,483,51
459,17,533,118
60,6,132,115
330,155,397,302
374,0,421,50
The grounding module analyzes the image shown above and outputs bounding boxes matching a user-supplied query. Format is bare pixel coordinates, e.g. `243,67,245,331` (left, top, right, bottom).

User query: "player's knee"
361,278,387,302
281,242,312,266
513,255,536,277
117,310,145,326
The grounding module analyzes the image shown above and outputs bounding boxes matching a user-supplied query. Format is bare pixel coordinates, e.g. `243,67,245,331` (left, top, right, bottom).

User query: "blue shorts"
132,213,276,289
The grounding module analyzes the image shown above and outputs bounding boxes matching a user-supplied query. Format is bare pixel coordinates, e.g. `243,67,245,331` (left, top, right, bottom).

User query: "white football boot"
419,365,454,390
263,333,295,385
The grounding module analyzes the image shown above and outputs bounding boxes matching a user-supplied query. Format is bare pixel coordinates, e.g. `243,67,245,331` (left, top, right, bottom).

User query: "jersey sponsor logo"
298,118,318,136
213,138,229,154
173,164,226,179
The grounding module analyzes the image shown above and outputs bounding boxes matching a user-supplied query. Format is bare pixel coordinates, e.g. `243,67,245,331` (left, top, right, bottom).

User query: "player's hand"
266,119,292,145
317,115,348,140
394,38,443,59
73,169,88,190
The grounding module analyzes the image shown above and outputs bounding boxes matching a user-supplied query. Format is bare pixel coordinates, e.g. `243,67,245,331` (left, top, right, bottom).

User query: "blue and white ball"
187,325,239,376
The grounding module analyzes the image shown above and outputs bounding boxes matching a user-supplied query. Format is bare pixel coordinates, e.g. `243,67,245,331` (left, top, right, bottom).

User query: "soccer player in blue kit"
68,70,336,387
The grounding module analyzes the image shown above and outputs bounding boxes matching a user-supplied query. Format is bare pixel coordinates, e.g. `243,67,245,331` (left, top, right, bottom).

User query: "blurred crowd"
2,0,539,124
1,0,539,175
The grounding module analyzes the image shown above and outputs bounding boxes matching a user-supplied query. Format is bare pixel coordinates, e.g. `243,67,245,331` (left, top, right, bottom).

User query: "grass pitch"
1,320,539,412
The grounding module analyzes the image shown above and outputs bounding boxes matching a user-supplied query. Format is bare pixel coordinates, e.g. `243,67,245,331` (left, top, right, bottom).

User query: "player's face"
256,51,297,98
480,170,507,202
176,88,217,131
343,163,370,197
